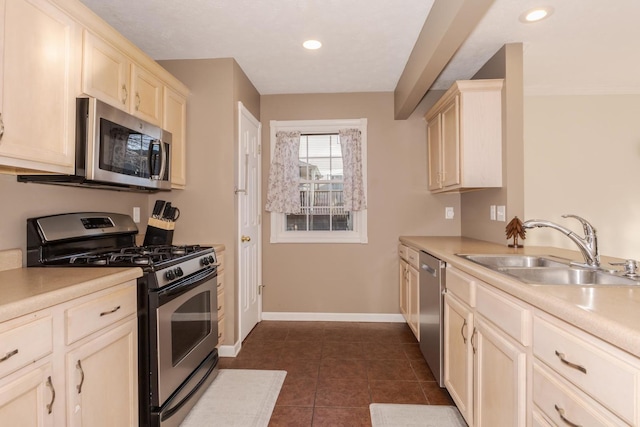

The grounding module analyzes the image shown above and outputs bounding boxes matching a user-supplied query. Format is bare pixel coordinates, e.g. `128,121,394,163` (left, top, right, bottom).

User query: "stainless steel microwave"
19,98,172,192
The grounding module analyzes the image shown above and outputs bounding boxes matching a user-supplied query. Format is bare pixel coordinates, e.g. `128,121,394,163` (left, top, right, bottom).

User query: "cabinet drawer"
0,315,52,379
446,266,476,307
406,248,419,269
66,283,137,345
533,314,639,424
216,251,225,272
217,290,225,320
476,284,530,346
398,244,409,261
533,362,627,427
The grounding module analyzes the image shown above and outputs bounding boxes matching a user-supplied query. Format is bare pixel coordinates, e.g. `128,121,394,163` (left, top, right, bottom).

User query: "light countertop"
400,236,640,358
0,265,142,323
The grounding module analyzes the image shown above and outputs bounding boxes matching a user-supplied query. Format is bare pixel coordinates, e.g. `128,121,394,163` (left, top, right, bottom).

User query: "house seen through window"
287,134,352,232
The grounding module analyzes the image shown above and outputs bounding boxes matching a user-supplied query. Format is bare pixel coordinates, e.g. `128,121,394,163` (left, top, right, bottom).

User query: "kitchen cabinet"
532,311,640,426
82,30,162,126
163,86,187,188
444,266,529,427
398,244,419,340
0,280,137,426
0,0,80,174
216,250,226,346
425,79,503,193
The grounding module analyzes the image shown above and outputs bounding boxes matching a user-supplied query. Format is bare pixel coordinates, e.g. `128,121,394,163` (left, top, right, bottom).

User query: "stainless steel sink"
497,267,640,286
456,253,640,286
457,254,568,268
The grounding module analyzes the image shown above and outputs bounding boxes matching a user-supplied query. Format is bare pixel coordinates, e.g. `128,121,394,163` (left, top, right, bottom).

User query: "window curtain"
265,131,301,214
339,128,367,211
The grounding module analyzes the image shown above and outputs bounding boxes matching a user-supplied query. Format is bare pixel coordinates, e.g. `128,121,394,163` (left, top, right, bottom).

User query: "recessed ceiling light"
303,40,322,50
519,6,553,23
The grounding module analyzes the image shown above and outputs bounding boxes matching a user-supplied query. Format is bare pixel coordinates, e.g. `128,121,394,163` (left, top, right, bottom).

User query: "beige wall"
524,94,640,259
158,58,260,343
260,92,459,314
460,43,525,245
0,174,149,262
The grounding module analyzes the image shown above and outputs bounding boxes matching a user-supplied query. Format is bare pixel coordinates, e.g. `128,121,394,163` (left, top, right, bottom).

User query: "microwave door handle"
149,140,166,180
158,139,167,180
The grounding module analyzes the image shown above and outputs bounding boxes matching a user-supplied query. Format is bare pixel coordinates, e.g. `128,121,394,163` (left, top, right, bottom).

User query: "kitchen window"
268,119,368,243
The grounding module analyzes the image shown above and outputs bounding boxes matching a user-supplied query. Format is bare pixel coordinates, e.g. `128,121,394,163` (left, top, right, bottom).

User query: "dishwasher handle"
421,263,437,277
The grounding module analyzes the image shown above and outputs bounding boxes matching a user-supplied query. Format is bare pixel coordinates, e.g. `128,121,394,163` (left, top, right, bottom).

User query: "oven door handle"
157,268,217,303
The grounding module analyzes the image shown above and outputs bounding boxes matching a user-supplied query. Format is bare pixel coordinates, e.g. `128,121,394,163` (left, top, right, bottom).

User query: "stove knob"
165,270,176,280
175,267,184,277
208,255,215,265
201,257,210,266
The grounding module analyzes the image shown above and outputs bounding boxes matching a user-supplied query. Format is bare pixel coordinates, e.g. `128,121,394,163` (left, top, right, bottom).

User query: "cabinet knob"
0,113,4,140
121,85,128,104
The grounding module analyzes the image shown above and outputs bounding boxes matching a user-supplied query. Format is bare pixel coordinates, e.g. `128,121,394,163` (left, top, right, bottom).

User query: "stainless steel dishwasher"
419,250,446,387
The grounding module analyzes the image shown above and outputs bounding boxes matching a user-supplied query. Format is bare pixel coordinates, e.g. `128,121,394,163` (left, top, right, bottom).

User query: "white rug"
180,369,287,427
370,404,467,427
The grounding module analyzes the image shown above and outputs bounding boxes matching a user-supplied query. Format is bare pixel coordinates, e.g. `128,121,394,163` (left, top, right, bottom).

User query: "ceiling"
79,0,640,97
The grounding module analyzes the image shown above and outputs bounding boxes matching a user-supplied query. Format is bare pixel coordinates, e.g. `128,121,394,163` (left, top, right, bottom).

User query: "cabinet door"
399,259,409,319
441,95,460,188
407,264,420,340
66,319,137,427
426,116,442,190
130,64,162,125
163,86,187,188
443,292,473,425
0,0,79,173
474,316,527,427
82,30,130,110
0,362,54,427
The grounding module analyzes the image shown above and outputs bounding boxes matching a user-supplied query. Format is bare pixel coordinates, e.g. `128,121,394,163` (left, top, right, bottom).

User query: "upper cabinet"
0,0,189,187
82,30,163,126
0,0,81,174
425,79,503,193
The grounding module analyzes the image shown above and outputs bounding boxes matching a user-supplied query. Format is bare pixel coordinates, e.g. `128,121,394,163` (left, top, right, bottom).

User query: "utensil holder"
143,218,175,246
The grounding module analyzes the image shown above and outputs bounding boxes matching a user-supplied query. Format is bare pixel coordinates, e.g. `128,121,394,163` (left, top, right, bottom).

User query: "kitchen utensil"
168,206,180,222
161,202,173,221
152,200,166,218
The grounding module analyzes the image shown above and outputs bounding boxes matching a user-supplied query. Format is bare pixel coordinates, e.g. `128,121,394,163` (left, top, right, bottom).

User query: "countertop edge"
399,236,640,357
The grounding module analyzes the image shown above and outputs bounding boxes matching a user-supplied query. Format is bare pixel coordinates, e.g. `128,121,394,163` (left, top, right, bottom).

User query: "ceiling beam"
393,0,496,119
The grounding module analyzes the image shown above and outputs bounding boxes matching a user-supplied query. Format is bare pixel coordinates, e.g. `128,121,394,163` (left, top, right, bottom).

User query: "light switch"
496,205,506,222
133,207,141,223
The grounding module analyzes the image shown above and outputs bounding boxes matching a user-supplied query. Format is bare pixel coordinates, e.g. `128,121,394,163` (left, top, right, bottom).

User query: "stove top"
65,244,209,267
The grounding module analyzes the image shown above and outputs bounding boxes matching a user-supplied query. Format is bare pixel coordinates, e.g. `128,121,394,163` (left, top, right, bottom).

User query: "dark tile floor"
218,321,454,426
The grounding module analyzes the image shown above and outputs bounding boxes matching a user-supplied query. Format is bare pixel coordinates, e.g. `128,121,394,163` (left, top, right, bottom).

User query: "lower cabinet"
398,244,419,340
0,280,138,426
65,320,137,427
444,266,529,427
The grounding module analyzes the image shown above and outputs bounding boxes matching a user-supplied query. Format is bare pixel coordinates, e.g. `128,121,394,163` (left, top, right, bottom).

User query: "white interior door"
237,102,262,342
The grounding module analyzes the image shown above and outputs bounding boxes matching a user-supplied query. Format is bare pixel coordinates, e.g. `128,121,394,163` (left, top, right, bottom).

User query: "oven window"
171,290,212,365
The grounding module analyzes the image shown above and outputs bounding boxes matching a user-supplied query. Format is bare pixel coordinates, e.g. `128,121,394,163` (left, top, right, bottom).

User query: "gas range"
26,212,216,289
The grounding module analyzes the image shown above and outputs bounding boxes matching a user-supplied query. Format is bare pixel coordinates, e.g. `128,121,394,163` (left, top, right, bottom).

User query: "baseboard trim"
218,340,241,357
261,312,405,323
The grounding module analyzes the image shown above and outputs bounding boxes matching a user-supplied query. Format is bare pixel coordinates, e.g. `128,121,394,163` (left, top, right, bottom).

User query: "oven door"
155,269,218,406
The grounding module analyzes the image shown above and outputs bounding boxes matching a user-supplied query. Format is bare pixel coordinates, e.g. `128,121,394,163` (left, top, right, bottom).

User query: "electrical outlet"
496,205,506,222
490,205,496,221
133,207,140,223
445,207,454,219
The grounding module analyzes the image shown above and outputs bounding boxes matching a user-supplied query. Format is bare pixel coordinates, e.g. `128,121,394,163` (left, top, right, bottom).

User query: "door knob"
241,235,251,242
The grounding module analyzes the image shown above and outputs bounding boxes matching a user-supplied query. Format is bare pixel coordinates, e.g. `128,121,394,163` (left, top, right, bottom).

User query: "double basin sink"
457,254,640,286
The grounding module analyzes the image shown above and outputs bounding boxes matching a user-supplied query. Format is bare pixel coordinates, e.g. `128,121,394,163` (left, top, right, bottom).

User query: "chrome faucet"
522,214,600,268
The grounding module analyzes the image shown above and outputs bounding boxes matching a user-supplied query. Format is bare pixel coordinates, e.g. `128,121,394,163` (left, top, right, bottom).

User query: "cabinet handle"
135,92,141,110
0,348,18,362
217,305,222,310
461,319,468,344
0,112,4,140
99,305,121,316
217,332,222,339
471,327,477,354
121,85,128,104
555,351,587,374
46,376,55,414
554,404,582,427
76,360,85,394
